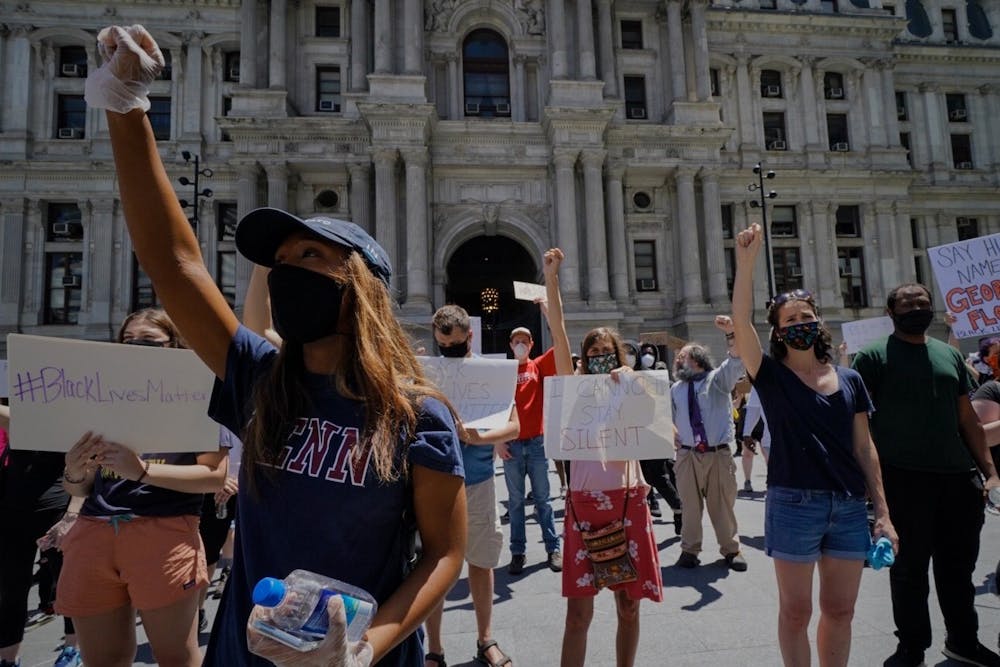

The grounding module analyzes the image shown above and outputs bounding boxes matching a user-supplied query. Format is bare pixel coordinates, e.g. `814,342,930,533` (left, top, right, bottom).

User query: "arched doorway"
446,235,541,356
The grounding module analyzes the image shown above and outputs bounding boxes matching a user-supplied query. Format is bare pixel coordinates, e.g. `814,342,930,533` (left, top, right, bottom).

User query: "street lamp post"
178,151,214,230
747,163,778,299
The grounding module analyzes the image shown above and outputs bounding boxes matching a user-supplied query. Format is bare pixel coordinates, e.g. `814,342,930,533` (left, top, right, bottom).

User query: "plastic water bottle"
867,537,895,571
251,570,377,651
215,501,228,520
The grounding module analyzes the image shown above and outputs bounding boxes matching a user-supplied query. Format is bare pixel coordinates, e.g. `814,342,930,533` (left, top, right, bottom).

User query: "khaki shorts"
56,515,208,616
465,478,503,569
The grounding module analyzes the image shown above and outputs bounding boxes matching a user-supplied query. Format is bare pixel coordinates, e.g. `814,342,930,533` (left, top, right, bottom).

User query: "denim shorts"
764,486,870,563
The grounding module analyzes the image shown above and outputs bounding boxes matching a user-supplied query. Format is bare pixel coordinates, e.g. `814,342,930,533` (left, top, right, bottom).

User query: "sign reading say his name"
6,334,217,452
929,232,1000,338
419,356,518,431
841,316,895,353
543,371,672,461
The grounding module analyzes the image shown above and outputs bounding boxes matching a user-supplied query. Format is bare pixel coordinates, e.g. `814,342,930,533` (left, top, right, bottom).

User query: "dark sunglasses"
123,338,172,347
767,289,813,310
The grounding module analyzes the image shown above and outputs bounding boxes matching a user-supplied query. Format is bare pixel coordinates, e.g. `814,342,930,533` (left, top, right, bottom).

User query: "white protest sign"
6,334,217,452
543,371,673,461
419,356,518,430
841,316,895,353
513,281,547,302
928,232,1000,339
470,316,483,356
0,360,7,398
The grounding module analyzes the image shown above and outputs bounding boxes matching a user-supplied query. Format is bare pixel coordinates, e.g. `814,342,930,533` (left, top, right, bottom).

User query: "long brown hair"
766,293,833,363
243,252,454,489
579,327,626,374
116,307,184,348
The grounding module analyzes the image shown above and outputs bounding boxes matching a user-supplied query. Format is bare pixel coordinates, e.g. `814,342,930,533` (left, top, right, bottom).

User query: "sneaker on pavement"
673,511,683,536
675,551,700,568
725,551,748,572
0,658,21,667
508,554,526,575
942,640,1000,666
743,480,753,493
199,607,208,632
649,503,662,518
883,643,925,667
53,646,81,667
547,551,563,572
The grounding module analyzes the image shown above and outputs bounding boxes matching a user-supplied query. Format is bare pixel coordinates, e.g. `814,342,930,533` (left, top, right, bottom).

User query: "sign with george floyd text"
6,334,218,452
841,316,895,353
419,356,518,431
543,371,673,461
929,232,1000,338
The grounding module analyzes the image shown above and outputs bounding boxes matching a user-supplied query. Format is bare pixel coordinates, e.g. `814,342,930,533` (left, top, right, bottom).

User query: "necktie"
688,380,709,452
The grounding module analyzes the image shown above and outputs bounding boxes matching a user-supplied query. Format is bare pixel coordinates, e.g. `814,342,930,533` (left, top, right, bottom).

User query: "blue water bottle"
252,570,377,651
867,537,895,571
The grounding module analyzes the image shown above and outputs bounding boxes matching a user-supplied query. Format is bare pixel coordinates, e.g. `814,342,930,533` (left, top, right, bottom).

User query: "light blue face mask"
586,352,619,375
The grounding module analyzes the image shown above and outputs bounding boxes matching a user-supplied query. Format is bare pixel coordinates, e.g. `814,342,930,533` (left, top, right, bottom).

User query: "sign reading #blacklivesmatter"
6,334,218,453
928,232,1000,338
542,371,672,461
418,356,518,431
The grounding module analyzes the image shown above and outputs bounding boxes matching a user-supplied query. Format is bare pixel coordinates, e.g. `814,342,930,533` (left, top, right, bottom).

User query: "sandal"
425,652,447,667
475,639,512,667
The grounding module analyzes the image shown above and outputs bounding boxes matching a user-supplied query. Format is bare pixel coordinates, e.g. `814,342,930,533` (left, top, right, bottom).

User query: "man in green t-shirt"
852,283,1000,667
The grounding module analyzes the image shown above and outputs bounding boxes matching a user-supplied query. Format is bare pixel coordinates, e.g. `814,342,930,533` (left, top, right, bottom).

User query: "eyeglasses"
767,289,813,310
123,338,172,347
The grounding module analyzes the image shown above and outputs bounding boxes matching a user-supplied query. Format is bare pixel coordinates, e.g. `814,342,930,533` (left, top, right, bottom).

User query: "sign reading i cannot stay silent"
929,232,1000,339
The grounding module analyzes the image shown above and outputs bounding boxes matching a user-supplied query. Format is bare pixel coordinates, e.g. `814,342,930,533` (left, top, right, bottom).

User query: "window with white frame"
835,205,866,308
633,241,658,292
217,203,238,308
44,203,84,324
316,66,342,112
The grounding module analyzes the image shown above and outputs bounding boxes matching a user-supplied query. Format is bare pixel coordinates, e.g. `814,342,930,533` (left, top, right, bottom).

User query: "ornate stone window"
216,203,238,308
316,66,342,112
316,6,342,37
148,97,172,140
633,240,658,291
957,216,980,240
44,203,84,325
462,29,511,118
55,95,86,140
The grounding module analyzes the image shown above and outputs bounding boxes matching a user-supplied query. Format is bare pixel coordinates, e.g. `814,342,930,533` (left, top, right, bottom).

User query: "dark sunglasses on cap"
767,288,813,310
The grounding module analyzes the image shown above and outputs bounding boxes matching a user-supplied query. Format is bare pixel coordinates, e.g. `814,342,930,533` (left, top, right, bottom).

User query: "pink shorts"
563,487,663,602
56,515,208,616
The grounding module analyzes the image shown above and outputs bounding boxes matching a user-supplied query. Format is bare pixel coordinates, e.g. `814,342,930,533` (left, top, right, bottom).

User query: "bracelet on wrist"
63,467,87,484
725,332,736,340
136,459,151,484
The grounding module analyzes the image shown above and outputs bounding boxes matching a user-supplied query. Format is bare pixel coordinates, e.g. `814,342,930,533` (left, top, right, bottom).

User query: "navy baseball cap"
236,207,392,286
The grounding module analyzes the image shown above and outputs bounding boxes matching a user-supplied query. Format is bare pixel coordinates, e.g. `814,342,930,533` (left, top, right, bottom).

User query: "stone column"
980,85,1000,168
893,203,916,284
0,198,26,325
810,201,840,308
576,0,597,79
666,1,687,104
513,54,527,121
580,150,610,302
700,171,727,305
269,0,287,89
862,63,887,148
348,162,372,233
402,149,431,310
373,148,399,289
735,55,758,146
374,0,392,73
265,163,288,211
548,0,568,78
969,90,991,168
920,83,946,168
351,0,369,90
689,0,711,102
675,169,704,306
87,199,116,325
553,149,581,301
872,201,896,299
880,60,900,144
179,35,203,139
604,164,629,302
447,53,460,119
236,164,260,306
798,57,821,146
4,26,32,139
596,0,617,96
403,0,422,74
240,0,258,87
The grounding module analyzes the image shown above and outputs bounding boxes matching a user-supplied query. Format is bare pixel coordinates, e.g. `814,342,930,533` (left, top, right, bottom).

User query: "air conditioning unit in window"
638,278,657,291
495,102,511,115
628,107,647,119
949,108,967,121
318,100,340,112
896,106,906,119
61,63,81,77
763,85,782,97
465,102,480,115
790,267,803,277
767,139,787,151
61,275,81,287
826,87,844,99
51,221,78,236
57,127,83,139
227,66,240,81
956,161,974,169
832,142,850,152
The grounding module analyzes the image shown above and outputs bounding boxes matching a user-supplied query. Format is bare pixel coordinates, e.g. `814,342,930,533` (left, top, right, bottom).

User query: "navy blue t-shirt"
203,326,464,667
82,451,204,517
750,355,872,496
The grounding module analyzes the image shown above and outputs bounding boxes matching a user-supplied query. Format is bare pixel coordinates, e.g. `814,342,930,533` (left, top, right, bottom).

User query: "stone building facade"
1,0,998,353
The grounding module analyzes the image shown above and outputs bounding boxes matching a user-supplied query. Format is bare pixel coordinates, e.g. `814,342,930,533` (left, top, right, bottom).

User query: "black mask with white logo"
267,264,345,344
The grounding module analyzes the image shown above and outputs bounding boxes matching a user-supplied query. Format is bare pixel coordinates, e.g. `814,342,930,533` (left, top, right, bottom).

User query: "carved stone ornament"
514,0,545,35
424,0,459,32
425,0,545,34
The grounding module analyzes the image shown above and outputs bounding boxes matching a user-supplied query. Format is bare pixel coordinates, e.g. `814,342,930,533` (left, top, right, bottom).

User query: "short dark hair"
766,292,833,363
431,304,470,335
886,283,933,311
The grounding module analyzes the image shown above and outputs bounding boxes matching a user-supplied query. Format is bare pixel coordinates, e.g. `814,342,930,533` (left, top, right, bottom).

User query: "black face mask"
439,338,470,358
893,308,934,336
267,264,345,344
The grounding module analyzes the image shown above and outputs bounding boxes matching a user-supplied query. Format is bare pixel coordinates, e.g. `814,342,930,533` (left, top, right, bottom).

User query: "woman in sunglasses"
731,224,897,667
55,308,228,667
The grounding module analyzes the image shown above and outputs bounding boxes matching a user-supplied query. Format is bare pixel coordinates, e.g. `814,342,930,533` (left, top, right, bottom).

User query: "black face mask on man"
267,264,346,344
892,308,934,336
439,338,470,358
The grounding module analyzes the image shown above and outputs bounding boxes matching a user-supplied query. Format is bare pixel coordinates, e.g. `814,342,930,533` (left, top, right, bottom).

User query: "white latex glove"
85,24,164,114
247,595,374,667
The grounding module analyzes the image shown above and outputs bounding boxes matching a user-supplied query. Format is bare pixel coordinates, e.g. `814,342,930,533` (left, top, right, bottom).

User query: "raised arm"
95,27,237,378
542,248,574,376
732,223,765,378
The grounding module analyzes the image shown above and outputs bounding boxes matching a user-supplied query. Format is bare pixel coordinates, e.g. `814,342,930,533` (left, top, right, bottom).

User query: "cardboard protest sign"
543,371,672,461
841,316,895,353
470,316,483,356
929,232,1000,338
513,281,547,301
6,334,217,452
639,331,687,350
419,356,518,430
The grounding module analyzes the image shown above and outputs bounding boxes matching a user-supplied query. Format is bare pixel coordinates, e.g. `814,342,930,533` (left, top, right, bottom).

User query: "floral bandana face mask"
779,321,821,351
586,352,619,375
